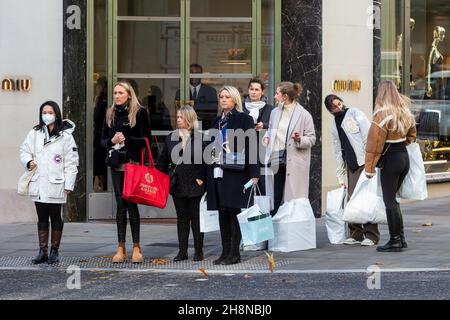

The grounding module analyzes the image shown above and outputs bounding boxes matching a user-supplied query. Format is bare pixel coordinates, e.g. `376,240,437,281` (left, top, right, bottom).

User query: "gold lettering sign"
20,79,32,91
1,77,32,92
2,79,14,91
332,80,361,92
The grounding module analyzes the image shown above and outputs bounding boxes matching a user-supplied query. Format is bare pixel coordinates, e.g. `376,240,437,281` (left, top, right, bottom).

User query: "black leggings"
380,143,410,210
35,202,63,228
111,169,141,243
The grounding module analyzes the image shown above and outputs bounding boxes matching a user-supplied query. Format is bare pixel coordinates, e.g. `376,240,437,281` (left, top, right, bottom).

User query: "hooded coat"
20,120,79,203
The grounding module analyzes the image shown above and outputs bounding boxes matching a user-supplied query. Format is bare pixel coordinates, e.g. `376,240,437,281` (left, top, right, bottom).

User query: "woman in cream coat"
264,82,316,215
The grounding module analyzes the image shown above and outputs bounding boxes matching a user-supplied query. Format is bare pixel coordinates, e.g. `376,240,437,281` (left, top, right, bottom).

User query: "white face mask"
42,114,56,126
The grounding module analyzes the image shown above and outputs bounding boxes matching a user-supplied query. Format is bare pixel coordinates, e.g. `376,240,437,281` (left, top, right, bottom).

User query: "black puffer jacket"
156,130,206,198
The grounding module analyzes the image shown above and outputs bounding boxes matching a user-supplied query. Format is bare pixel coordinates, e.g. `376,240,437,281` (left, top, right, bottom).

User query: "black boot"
192,215,204,262
32,222,49,264
397,204,407,248
192,250,203,262
48,222,63,264
213,211,231,265
377,208,402,252
192,235,204,262
173,250,188,261
221,212,241,265
174,214,189,262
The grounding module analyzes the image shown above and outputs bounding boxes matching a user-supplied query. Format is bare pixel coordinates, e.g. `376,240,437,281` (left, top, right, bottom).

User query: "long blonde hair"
219,85,243,112
106,81,142,128
374,81,415,135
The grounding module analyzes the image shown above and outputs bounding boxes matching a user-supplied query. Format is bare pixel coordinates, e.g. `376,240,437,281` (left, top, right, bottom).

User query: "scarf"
244,100,266,123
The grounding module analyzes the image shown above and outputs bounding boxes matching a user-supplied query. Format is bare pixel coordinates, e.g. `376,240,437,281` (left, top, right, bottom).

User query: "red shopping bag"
122,138,169,208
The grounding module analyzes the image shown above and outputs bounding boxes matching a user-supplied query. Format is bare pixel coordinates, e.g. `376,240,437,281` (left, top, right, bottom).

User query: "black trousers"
172,195,203,252
34,202,63,230
270,166,286,216
111,169,140,243
380,143,410,210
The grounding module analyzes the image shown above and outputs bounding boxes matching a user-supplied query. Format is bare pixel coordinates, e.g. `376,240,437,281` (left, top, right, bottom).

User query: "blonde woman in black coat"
206,85,260,265
101,81,151,263
157,106,206,261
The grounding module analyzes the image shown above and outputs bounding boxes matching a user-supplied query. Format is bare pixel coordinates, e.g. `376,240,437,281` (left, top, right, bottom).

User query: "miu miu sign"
332,80,361,92
1,78,32,92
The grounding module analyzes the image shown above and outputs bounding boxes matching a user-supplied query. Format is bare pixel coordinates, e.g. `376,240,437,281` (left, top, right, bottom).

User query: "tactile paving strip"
0,256,292,271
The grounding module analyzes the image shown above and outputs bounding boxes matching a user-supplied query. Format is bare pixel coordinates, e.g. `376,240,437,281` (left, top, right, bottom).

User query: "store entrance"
87,0,275,219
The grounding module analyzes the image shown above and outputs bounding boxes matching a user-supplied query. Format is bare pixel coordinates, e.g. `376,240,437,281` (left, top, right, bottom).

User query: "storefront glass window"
93,0,108,193
262,0,276,104
190,0,252,17
118,21,180,74
410,0,450,180
381,0,402,89
118,0,180,17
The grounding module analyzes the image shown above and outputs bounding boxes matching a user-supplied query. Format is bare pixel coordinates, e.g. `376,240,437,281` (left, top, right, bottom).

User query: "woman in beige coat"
263,82,316,215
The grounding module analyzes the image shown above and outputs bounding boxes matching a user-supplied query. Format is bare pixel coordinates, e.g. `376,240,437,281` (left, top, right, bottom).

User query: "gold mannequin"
396,18,415,88
426,26,446,98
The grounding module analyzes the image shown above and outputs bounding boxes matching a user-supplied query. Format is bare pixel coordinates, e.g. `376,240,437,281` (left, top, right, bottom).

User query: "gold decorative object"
426,26,446,98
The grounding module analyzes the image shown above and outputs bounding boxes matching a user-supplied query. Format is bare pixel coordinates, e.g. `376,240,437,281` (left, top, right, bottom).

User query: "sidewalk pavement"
0,197,449,273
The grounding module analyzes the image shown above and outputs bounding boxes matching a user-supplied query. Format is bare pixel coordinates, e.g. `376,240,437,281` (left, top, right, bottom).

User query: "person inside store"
263,82,316,216
20,101,79,264
243,77,274,186
205,85,259,265
324,94,380,246
365,80,417,252
142,84,172,132
175,63,218,130
101,81,151,263
93,76,108,191
156,105,206,261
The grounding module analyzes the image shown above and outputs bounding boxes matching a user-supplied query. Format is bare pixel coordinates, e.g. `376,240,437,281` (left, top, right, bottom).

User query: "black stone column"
63,0,87,221
373,0,381,106
282,0,322,217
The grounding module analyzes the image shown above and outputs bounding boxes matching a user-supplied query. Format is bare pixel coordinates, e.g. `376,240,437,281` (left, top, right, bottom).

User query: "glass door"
87,0,276,219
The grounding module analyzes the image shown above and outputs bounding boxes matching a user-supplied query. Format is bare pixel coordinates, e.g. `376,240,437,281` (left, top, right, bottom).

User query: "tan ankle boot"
112,242,127,263
132,243,143,263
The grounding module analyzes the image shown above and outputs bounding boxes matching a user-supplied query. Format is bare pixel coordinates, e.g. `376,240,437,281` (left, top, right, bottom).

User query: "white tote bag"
269,198,316,252
199,194,220,233
325,187,347,244
343,172,387,224
398,143,428,200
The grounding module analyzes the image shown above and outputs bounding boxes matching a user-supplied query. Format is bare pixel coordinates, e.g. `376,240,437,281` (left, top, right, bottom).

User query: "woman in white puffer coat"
20,101,79,264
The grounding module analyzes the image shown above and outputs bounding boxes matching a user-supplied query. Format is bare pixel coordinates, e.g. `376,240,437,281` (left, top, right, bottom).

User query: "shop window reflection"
410,0,450,176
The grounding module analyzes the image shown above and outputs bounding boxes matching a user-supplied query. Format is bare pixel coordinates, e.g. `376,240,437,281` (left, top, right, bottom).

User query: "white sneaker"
343,237,361,245
361,238,376,246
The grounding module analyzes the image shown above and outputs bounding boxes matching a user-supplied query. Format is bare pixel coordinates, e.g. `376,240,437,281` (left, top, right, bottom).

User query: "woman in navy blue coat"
205,85,260,265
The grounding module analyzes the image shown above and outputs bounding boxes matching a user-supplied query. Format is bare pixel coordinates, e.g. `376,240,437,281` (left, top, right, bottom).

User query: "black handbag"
107,149,128,169
268,149,287,168
221,152,246,172
268,114,292,169
376,144,391,169
168,169,178,195
168,157,182,195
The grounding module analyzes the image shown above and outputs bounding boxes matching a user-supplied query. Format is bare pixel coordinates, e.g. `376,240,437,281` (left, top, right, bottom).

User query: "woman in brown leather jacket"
365,81,417,252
